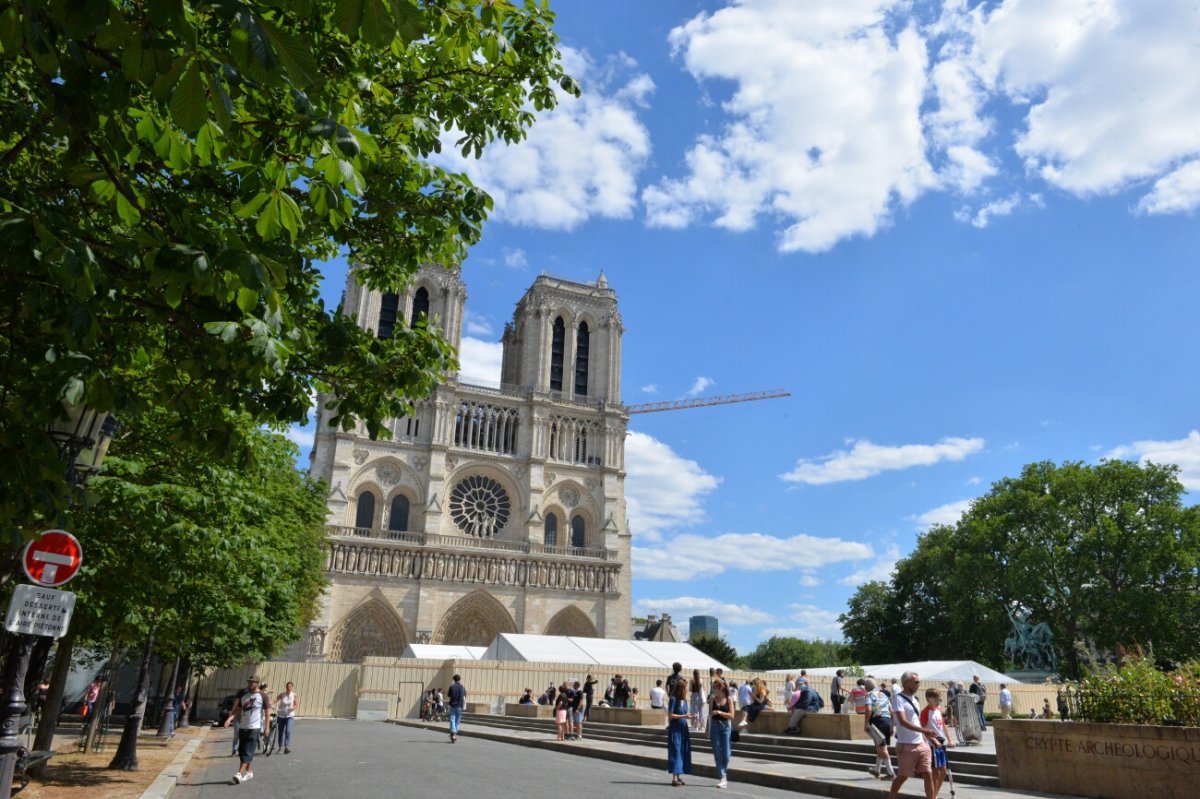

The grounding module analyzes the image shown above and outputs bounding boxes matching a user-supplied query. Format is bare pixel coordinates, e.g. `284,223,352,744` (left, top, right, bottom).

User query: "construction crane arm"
625,389,791,415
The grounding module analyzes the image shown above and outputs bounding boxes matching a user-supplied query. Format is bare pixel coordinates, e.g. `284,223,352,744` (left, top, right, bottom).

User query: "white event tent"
401,644,487,660
770,660,1021,684
475,633,729,671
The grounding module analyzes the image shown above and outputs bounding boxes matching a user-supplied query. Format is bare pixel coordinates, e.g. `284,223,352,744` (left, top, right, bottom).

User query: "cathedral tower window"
544,513,559,547
412,287,430,327
388,495,410,532
574,322,589,397
549,316,565,392
354,491,376,529
378,293,400,338
571,515,586,549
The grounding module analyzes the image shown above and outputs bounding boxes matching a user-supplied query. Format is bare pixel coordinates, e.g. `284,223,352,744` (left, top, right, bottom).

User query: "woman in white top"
689,670,707,732
274,682,299,754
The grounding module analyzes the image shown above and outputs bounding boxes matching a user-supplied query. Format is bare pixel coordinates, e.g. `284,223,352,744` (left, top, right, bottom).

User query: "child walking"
920,688,955,798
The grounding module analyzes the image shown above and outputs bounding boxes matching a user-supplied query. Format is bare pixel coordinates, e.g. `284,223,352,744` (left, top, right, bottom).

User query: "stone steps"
462,713,999,786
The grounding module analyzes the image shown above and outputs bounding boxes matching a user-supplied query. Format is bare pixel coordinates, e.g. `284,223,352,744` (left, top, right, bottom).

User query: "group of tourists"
223,676,300,785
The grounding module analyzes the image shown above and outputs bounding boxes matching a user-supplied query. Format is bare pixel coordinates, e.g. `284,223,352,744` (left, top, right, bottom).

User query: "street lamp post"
0,403,119,795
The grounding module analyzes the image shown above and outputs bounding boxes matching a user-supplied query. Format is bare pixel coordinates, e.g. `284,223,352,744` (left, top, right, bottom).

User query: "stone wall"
994,718,1200,799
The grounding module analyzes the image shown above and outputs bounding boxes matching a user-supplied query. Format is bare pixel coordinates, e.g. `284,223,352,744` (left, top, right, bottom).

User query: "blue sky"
293,0,1200,654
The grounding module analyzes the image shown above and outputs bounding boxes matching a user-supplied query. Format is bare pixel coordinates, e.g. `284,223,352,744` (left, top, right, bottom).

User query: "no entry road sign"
23,529,83,587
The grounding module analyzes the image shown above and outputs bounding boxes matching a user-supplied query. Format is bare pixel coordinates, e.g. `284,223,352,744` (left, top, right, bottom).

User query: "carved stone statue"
1004,606,1057,672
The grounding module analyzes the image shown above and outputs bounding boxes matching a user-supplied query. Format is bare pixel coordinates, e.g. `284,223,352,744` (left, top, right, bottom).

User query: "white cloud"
1106,430,1200,491
944,0,1200,208
838,545,902,587
625,432,721,541
640,384,659,395
435,48,653,230
457,336,503,385
686,376,715,397
781,436,985,485
633,531,873,581
769,602,847,639
633,596,774,627
502,248,529,269
463,310,493,337
954,192,1023,228
911,498,974,528
798,574,821,588
1136,160,1200,215
646,0,936,253
286,425,315,450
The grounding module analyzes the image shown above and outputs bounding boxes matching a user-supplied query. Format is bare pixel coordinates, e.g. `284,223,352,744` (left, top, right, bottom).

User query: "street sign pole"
0,530,83,793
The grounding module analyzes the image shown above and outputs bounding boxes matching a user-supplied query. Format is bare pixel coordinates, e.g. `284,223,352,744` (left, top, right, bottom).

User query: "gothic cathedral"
303,265,633,662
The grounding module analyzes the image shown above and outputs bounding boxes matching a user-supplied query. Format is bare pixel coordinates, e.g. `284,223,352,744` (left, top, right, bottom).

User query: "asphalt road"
171,719,829,799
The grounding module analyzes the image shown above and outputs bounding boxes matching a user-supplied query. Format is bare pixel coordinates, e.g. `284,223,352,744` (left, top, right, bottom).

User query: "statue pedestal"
1008,670,1055,684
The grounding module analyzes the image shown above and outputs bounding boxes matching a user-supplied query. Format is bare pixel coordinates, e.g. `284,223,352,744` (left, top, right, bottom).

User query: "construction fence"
194,659,1058,721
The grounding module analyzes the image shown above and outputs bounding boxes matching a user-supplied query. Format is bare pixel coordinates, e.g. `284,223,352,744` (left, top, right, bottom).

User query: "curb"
138,727,208,799
389,719,893,799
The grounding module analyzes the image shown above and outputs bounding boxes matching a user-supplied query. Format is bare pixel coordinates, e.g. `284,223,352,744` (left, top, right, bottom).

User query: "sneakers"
232,774,242,785
868,765,880,779
242,772,253,782
284,747,291,754
736,720,748,728
716,778,728,788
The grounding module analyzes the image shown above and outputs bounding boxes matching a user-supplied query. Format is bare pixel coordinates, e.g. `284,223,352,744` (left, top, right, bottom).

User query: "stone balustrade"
585,706,667,726
324,535,621,594
745,710,873,740
506,703,554,718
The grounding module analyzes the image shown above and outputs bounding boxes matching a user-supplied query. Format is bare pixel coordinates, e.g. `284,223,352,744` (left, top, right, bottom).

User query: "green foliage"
688,635,740,669
1073,653,1200,727
839,460,1200,677
741,636,849,671
0,0,576,535
68,407,328,668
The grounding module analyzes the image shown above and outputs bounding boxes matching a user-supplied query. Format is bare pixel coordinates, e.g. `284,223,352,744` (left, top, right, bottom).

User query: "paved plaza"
170,719,830,799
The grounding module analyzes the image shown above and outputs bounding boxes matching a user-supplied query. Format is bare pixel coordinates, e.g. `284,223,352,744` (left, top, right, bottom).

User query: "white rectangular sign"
4,584,76,638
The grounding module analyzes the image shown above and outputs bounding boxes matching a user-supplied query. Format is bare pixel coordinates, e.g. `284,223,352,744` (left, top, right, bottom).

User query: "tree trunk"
81,643,122,756
108,632,154,770
178,661,192,728
29,624,77,778
155,656,180,737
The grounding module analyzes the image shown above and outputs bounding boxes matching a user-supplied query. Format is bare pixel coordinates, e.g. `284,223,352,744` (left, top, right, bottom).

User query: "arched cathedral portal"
433,591,518,646
328,599,408,663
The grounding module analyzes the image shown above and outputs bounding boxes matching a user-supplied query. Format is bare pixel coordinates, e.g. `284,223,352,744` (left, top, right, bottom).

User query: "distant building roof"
633,613,681,642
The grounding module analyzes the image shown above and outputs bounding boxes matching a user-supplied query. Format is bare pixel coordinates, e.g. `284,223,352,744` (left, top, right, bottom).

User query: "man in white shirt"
999,683,1013,719
886,671,938,799
650,680,666,709
224,676,270,785
738,680,753,710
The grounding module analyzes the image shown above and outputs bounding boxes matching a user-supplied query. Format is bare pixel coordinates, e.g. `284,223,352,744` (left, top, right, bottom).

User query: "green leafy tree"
689,635,740,670
0,0,577,536
839,460,1200,677
741,636,849,671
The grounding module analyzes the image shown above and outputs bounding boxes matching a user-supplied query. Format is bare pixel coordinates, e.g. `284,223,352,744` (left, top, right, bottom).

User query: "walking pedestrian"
275,681,299,753
224,675,270,784
998,683,1012,719
886,672,939,799
689,670,707,732
570,680,586,739
708,679,734,788
554,686,569,740
165,685,185,739
447,674,466,743
831,669,847,714
921,688,954,799
863,678,896,779
666,678,693,786
968,675,988,731
582,674,597,719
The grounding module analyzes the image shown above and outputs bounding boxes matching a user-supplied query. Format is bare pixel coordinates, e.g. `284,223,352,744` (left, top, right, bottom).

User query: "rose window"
449,475,511,538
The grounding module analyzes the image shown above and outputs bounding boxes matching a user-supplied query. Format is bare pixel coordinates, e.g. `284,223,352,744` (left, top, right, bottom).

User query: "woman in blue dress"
666,678,693,785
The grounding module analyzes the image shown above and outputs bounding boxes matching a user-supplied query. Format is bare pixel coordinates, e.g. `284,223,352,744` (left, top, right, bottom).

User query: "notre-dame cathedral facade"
302,265,632,663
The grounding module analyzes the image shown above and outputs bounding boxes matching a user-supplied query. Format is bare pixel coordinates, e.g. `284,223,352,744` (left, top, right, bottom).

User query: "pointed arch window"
574,321,589,397
411,287,430,327
378,293,400,338
388,495,410,532
354,491,376,529
544,513,559,547
549,316,565,392
571,515,586,549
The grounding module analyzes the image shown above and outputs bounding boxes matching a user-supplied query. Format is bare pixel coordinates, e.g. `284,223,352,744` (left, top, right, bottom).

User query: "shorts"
237,728,260,764
897,742,932,777
868,716,892,746
555,709,567,723
574,710,584,724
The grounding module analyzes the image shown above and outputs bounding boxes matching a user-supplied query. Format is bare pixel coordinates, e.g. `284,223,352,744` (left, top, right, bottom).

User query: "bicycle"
262,717,288,756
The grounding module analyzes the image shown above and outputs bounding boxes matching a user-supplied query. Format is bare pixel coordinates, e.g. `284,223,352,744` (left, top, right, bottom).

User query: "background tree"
29,407,327,768
839,460,1200,677
0,0,577,538
688,635,740,670
740,636,849,671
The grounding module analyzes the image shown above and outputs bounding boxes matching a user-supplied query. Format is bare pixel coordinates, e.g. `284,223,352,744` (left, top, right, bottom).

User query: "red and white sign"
23,529,83,587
